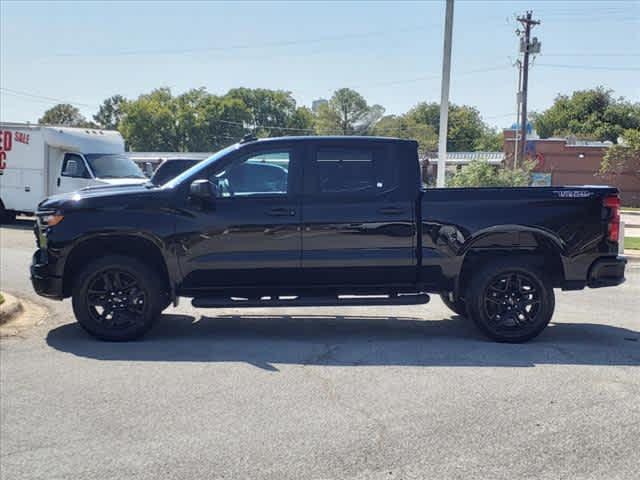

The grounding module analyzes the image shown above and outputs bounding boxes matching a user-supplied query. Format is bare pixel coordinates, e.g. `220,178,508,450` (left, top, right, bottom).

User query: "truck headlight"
39,212,65,227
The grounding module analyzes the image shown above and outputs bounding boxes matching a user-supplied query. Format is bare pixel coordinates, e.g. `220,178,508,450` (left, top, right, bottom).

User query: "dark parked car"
150,158,200,186
31,136,626,342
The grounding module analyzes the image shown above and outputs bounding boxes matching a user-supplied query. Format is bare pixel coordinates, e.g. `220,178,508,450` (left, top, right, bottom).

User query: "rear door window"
314,146,397,197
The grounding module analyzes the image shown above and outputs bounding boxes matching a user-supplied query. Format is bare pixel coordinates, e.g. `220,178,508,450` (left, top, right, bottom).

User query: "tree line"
37,86,502,153
38,86,639,159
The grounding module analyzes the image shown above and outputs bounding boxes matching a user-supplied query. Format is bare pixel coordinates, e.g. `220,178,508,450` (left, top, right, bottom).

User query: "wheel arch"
455,226,566,299
62,233,173,299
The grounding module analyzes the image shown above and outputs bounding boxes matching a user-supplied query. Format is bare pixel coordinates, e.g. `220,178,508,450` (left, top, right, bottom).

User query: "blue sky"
1,0,638,129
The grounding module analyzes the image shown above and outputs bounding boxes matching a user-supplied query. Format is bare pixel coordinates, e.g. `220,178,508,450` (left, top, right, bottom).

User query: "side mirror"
189,179,216,204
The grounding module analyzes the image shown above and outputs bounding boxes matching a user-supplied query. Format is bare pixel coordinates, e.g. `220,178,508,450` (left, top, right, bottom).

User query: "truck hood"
93,177,148,186
38,183,167,212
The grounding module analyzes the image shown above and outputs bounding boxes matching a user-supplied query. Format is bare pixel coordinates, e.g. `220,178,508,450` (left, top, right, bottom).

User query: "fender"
460,224,566,256
450,224,567,298
60,230,178,302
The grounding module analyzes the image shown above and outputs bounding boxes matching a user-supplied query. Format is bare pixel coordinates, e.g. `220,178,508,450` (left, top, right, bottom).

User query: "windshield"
162,143,241,189
85,154,146,179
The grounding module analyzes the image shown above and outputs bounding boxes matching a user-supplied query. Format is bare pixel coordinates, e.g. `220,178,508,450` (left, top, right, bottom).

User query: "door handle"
266,207,295,217
57,177,61,187
378,206,406,215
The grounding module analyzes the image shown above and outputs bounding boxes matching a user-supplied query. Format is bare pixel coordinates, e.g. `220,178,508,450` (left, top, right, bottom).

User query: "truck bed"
419,186,619,291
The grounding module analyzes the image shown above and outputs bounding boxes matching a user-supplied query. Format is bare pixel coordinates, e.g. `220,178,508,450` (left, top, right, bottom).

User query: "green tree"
373,102,500,153
371,114,438,155
188,93,251,151
474,129,503,151
287,106,315,135
406,102,490,151
532,87,640,141
448,160,534,187
226,88,304,137
173,87,212,150
38,103,95,127
93,94,126,129
119,88,180,151
316,88,384,135
119,87,253,152
600,128,640,177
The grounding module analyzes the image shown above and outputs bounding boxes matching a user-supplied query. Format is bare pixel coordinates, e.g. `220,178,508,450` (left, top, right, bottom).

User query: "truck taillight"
604,194,620,243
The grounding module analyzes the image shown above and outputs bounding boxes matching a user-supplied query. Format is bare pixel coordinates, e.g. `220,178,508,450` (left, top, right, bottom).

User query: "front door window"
212,151,290,197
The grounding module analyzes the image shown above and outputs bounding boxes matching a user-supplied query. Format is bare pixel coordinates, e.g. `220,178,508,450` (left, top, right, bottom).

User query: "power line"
348,65,512,90
484,112,518,120
52,24,433,58
1,64,515,113
0,87,98,108
0,87,513,136
535,63,640,71
3,58,633,135
215,119,315,133
541,53,640,57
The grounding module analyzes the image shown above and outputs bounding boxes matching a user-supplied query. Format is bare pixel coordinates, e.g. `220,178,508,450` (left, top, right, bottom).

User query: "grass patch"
625,237,640,250
0,293,4,306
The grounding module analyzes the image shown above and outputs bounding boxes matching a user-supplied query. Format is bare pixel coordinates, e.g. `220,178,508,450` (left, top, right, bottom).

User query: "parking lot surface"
1,221,639,480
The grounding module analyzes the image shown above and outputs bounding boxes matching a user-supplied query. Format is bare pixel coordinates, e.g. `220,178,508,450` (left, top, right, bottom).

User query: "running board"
192,293,430,309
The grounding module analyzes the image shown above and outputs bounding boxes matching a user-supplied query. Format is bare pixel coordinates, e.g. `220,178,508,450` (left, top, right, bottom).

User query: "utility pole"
436,0,454,188
515,11,540,167
514,59,522,169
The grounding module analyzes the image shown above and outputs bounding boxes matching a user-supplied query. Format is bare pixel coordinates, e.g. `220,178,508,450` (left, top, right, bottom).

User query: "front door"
301,141,416,286
57,152,92,194
178,145,302,292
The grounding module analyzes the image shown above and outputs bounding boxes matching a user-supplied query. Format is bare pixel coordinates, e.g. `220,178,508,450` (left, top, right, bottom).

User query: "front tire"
72,255,164,341
466,259,555,343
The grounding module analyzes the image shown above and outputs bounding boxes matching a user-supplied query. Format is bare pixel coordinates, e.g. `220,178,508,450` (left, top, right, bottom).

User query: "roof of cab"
243,135,418,145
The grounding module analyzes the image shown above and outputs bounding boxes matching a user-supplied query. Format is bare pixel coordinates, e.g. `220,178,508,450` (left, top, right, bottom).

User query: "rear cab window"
310,144,398,198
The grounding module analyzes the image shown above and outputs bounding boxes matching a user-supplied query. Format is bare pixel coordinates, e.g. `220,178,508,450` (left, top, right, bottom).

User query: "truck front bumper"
587,256,627,288
30,249,64,299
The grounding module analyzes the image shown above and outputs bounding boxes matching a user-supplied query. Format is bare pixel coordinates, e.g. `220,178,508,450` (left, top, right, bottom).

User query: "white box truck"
0,123,147,223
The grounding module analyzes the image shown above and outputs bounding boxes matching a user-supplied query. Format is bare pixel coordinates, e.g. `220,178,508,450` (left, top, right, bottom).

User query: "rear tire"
439,292,466,317
72,255,164,341
0,202,16,224
465,258,555,343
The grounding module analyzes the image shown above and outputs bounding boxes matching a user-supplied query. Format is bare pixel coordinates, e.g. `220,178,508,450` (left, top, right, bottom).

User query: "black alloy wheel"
72,255,164,341
466,259,554,343
483,272,541,332
86,269,148,330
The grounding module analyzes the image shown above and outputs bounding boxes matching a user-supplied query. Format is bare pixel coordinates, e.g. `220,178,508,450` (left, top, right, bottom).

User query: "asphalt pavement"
1,220,639,480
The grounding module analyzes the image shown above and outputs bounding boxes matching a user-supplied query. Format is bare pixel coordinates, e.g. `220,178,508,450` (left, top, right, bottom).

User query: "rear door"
301,141,416,286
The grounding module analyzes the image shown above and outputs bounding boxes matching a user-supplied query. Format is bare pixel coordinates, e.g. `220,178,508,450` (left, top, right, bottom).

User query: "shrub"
448,159,534,187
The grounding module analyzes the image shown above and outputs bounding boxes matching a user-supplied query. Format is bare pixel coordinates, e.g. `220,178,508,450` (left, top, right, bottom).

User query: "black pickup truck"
31,136,626,342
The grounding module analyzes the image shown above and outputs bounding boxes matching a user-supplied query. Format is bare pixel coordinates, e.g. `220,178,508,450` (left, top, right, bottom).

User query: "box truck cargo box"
0,123,146,222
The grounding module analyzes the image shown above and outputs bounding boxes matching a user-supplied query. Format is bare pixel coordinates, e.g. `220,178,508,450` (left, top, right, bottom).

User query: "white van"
0,123,147,222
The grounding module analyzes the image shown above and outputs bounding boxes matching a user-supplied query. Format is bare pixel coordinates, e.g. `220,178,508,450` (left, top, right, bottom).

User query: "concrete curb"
0,294,48,337
624,250,640,263
0,292,24,325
